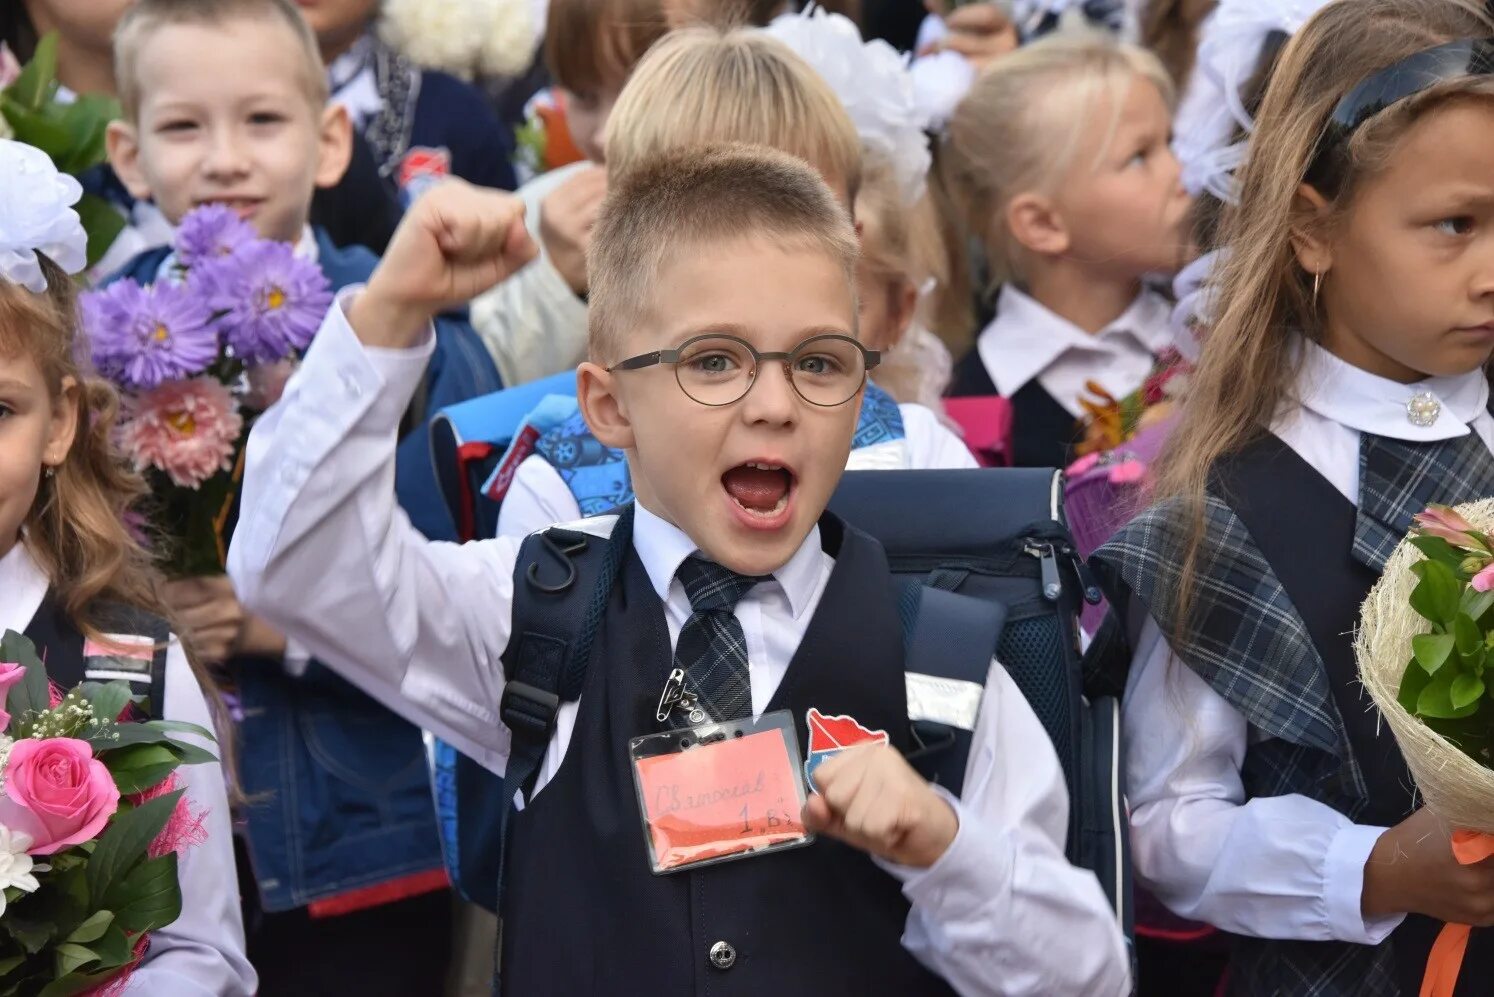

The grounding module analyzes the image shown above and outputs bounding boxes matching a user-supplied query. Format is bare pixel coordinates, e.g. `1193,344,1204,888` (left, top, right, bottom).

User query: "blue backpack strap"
897,582,1005,794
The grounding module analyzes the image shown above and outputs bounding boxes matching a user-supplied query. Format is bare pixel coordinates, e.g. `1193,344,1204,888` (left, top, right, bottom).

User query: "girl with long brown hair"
0,142,254,993
1093,1,1494,993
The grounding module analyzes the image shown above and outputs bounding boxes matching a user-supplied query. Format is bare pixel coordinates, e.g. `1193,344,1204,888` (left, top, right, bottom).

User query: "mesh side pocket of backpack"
998,615,1076,791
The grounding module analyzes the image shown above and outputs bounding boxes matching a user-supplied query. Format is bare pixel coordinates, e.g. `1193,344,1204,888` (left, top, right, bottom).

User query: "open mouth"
721,461,796,527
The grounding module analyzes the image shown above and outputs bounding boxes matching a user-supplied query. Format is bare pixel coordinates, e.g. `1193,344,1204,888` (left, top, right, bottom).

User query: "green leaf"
5,32,59,111
73,193,126,269
145,719,218,743
52,943,98,978
1413,633,1456,675
78,683,133,726
1455,613,1485,657
0,956,24,976
102,743,179,795
1400,657,1434,714
1412,535,1470,572
85,789,183,908
1417,668,1481,720
1,630,53,722
1410,560,1463,625
63,910,113,946
107,852,181,934
88,923,133,969
1461,586,1494,623
1451,673,1487,711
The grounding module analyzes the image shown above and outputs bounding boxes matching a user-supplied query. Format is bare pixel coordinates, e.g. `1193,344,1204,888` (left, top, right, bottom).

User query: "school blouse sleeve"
227,291,526,774
124,639,255,996
878,661,1132,996
1125,619,1406,944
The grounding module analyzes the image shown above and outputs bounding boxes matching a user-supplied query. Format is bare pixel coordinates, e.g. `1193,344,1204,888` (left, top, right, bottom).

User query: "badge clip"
656,668,706,726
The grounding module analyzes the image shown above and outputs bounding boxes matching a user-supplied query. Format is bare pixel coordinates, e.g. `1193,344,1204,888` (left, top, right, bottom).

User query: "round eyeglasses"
607,333,880,408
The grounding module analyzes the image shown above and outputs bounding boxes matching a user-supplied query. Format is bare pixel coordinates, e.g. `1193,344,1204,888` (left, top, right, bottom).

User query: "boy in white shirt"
229,146,1128,995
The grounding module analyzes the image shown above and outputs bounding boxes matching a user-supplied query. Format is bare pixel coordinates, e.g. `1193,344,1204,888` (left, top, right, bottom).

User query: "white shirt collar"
632,501,824,621
154,225,319,283
1288,340,1490,442
976,284,1175,398
327,34,384,129
0,542,49,635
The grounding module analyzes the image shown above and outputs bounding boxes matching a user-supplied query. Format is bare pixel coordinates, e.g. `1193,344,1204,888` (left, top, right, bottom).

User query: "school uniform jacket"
1094,343,1494,996
0,544,255,996
948,285,1174,469
226,296,1132,996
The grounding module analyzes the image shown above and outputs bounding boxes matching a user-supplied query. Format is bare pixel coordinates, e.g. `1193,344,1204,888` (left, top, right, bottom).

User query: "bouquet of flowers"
1357,501,1494,997
0,630,215,996
0,34,124,268
80,206,331,576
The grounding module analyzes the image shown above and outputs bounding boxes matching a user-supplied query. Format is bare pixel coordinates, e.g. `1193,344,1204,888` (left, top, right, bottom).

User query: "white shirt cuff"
319,286,436,431
878,786,1013,910
1325,822,1405,944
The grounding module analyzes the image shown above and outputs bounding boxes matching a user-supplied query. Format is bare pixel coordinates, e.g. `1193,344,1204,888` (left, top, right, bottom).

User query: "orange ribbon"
1420,830,1494,997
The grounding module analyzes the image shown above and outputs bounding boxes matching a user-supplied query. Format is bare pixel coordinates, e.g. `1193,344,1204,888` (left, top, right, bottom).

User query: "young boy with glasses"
228,147,1129,995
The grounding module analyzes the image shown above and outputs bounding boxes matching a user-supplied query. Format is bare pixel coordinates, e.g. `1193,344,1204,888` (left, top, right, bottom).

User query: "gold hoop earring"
1312,271,1322,311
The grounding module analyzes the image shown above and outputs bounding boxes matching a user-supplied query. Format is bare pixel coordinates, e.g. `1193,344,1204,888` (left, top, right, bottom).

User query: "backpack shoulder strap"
92,602,171,720
494,506,634,900
898,582,1006,794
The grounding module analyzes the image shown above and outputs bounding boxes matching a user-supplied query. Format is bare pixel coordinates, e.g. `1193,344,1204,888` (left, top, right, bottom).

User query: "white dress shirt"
227,298,1131,996
976,285,1175,418
497,401,978,540
1125,341,1494,943
0,544,255,997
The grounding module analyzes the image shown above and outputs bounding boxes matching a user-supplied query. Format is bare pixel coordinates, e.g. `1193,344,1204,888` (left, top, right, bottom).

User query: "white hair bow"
763,6,933,204
0,140,89,292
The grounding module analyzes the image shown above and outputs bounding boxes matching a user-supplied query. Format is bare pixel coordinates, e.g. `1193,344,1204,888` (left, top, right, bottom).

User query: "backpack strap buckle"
499,680,561,743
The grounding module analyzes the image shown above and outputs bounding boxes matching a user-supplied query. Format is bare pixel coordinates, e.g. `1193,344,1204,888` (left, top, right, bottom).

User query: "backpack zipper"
1023,538,1104,606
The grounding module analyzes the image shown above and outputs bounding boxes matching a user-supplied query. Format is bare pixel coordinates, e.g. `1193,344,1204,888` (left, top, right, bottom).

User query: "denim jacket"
108,229,503,910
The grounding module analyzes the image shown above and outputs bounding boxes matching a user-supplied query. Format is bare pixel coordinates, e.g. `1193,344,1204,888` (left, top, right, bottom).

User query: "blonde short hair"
588,143,859,361
943,32,1174,284
603,27,863,200
114,0,329,120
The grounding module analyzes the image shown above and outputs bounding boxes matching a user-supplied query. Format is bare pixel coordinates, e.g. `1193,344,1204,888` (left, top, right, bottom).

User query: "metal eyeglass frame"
606,332,881,408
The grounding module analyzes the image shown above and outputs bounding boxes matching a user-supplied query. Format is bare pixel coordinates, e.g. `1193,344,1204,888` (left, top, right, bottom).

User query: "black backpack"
444,468,1133,968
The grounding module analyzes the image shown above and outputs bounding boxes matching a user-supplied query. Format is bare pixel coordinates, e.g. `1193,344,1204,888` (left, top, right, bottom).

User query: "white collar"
976,284,1175,397
328,34,384,128
154,225,319,284
0,542,49,635
632,501,823,621
1286,340,1490,442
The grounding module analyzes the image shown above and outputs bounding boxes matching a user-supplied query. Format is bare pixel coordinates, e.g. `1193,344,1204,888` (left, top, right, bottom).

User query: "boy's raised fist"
351,179,539,348
802,743,959,869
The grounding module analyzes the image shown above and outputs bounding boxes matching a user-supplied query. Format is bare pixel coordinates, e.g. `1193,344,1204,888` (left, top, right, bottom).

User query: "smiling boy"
229,146,1129,995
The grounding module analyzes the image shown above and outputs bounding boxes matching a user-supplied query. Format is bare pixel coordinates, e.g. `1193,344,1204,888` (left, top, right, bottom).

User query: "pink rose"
0,738,120,855
0,661,26,730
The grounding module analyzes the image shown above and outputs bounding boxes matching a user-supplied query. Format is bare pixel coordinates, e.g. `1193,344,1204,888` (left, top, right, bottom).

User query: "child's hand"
802,743,959,869
351,179,539,348
541,165,607,295
1362,807,1494,926
164,575,287,665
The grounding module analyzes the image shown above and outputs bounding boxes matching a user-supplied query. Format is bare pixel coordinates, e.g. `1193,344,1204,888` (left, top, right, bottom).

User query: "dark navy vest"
947,349,1078,470
1217,437,1491,996
499,515,957,995
21,591,167,718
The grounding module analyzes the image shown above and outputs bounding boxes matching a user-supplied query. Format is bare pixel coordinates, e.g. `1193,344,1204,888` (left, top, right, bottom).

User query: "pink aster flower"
118,377,243,489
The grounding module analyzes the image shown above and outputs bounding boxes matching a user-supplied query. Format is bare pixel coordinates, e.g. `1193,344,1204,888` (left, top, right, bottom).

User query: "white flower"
0,824,41,916
477,0,540,80
379,0,488,78
0,140,88,292
763,8,932,205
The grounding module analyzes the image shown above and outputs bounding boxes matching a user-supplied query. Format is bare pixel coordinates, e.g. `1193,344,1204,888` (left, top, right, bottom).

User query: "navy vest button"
708,941,736,970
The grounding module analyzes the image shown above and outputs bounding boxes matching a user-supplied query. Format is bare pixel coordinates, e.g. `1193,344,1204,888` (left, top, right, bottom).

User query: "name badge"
628,710,813,875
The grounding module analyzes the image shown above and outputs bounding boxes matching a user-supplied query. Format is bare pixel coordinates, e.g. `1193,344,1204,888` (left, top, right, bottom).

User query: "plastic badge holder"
629,709,814,875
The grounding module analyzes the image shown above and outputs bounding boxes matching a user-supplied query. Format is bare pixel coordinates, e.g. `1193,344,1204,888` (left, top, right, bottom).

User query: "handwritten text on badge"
635,729,807,871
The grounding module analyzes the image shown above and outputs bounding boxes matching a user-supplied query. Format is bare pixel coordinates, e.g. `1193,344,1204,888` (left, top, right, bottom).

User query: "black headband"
1305,37,1494,190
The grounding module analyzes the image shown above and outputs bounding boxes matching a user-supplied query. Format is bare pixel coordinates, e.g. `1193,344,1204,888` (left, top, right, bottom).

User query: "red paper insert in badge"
635,729,807,871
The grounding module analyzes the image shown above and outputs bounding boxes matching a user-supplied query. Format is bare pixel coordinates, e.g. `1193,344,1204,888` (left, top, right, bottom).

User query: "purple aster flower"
81,279,220,390
215,241,332,363
174,204,256,269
